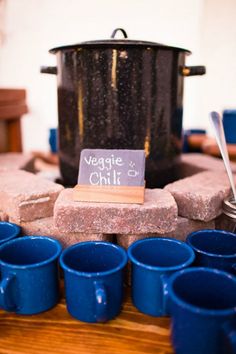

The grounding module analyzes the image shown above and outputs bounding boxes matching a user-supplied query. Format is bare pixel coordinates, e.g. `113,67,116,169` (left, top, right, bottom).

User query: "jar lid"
222,197,236,218
49,28,191,54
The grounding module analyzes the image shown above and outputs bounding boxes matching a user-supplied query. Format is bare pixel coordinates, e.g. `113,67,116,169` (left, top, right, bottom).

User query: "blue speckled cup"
223,110,236,144
60,241,127,323
186,229,236,274
169,267,236,354
0,221,21,245
128,237,195,317
0,236,62,314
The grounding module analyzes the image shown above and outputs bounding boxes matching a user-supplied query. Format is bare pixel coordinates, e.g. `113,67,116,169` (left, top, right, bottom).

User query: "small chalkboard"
73,149,145,204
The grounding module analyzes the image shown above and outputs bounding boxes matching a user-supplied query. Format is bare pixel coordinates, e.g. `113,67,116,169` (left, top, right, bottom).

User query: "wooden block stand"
73,184,145,204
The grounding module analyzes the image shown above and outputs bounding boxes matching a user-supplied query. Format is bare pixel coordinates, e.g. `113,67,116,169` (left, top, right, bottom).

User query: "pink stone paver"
0,210,9,222
54,188,178,235
0,153,35,173
0,170,63,223
20,217,112,248
116,216,215,249
165,216,215,241
164,171,231,222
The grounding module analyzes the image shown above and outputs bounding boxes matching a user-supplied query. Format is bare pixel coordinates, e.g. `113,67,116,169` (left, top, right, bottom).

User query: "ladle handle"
210,111,236,201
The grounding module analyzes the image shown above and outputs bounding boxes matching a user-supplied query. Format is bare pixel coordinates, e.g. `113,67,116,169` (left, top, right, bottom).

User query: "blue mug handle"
232,264,236,275
161,274,171,316
222,320,236,353
94,281,107,322
0,273,17,311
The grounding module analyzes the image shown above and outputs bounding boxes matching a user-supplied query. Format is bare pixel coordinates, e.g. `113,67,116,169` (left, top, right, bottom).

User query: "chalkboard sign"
78,149,145,186
73,149,146,204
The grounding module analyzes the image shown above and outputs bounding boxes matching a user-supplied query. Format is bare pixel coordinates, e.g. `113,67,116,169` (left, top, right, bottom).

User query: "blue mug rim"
223,109,236,115
0,235,62,269
60,241,128,277
168,267,236,316
186,229,236,258
0,222,21,243
127,237,195,271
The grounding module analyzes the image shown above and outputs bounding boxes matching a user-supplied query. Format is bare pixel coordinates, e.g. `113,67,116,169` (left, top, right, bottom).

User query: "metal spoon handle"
210,111,236,201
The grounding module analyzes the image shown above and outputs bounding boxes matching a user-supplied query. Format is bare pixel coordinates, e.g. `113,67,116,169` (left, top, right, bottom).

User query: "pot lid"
49,28,191,54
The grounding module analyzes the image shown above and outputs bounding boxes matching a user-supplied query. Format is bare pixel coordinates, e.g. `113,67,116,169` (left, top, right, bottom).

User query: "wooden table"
0,289,173,354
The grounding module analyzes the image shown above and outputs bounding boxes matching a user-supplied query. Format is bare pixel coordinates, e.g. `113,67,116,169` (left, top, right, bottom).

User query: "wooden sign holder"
73,184,145,204
73,149,146,204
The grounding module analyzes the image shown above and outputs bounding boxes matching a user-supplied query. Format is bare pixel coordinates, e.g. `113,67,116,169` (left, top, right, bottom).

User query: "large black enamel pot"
41,28,205,187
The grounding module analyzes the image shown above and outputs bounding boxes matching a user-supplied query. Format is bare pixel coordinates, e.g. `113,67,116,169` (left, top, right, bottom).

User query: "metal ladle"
210,111,236,201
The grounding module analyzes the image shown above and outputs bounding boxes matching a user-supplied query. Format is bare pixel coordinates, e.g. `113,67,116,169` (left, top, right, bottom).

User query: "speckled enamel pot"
41,28,205,187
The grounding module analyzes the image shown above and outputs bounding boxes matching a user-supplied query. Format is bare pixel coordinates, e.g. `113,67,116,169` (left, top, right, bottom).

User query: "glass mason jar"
216,197,236,233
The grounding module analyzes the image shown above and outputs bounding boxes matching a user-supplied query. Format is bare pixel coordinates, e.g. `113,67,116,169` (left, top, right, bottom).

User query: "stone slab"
20,217,111,248
0,210,8,222
164,171,231,221
166,216,215,241
0,170,63,223
54,188,178,234
116,234,147,250
0,153,35,173
116,216,215,249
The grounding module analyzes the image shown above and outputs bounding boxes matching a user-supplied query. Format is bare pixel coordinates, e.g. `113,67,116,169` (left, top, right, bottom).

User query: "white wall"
200,0,236,134
0,0,231,151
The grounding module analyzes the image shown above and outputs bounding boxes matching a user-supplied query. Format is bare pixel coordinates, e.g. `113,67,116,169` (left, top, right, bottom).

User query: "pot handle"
111,28,128,39
40,66,58,75
181,66,206,76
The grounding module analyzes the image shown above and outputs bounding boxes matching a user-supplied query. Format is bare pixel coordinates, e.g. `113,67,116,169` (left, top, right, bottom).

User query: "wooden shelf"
187,134,236,161
0,88,28,153
0,89,26,104
0,104,28,120
202,137,236,161
0,288,173,354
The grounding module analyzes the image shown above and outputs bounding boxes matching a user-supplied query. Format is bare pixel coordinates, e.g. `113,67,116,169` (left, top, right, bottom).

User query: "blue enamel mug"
223,110,236,144
186,229,236,273
0,221,21,245
168,267,236,354
127,237,195,317
0,236,62,315
60,241,128,323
